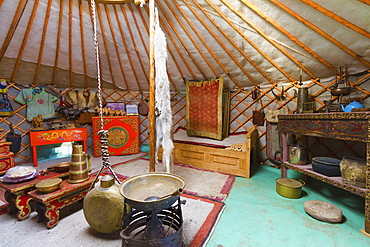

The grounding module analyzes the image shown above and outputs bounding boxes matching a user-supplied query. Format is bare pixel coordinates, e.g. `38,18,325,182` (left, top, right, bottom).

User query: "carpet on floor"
108,158,235,202
0,192,224,247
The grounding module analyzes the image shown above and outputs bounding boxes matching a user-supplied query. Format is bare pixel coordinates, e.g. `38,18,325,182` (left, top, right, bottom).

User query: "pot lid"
312,157,341,166
55,162,70,168
36,178,62,189
276,178,303,188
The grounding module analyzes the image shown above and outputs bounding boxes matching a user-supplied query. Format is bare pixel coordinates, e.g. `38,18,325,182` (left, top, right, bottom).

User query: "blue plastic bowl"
311,157,341,177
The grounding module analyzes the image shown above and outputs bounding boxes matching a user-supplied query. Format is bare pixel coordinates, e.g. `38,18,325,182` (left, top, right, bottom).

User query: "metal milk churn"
83,175,130,233
296,87,308,113
68,144,91,183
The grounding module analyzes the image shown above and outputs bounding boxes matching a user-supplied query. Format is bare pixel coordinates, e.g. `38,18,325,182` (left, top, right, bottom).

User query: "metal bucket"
288,145,307,165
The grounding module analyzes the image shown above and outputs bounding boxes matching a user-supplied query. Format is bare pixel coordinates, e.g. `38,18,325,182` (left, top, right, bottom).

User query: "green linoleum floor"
207,163,370,247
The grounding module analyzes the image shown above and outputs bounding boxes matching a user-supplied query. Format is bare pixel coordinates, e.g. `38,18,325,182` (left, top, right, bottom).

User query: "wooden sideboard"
278,112,370,236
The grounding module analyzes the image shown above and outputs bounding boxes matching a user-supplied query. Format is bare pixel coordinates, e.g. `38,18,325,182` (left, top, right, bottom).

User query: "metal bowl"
119,173,186,212
47,162,70,173
330,88,351,96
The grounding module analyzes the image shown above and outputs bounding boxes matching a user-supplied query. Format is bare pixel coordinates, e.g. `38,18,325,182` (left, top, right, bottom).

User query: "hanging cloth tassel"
154,8,174,173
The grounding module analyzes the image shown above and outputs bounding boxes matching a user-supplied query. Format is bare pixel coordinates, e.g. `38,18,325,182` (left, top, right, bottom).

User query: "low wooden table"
28,175,95,229
0,171,69,220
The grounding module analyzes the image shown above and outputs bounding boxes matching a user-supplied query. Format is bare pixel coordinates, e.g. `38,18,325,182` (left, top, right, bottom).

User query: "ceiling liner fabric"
0,0,369,92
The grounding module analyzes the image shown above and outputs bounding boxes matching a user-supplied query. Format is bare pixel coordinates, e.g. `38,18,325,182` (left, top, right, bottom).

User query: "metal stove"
118,173,186,247
120,198,185,247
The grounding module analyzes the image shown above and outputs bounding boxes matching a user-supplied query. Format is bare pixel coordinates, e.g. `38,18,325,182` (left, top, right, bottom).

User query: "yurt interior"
1,0,370,246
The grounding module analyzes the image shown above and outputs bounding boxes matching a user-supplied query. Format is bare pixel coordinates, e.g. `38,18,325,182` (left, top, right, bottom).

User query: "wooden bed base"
159,127,258,178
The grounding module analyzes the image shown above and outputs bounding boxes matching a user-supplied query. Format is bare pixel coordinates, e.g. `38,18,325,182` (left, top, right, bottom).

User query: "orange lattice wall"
0,72,369,165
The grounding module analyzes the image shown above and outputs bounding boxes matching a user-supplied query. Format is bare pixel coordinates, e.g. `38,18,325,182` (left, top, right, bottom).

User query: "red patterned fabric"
186,77,224,140
92,116,140,157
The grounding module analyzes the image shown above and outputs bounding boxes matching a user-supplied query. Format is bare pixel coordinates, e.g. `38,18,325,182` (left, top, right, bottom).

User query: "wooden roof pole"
68,0,74,87
270,0,370,69
357,0,370,6
172,0,241,88
11,0,40,82
33,0,52,85
155,2,207,79
96,4,117,88
240,0,336,74
78,0,89,88
0,0,27,61
52,0,64,85
161,0,219,80
113,5,131,89
201,0,294,83
105,5,131,90
301,0,370,40
185,0,259,86
149,0,155,172
143,6,197,81
116,4,142,90
121,5,149,86
130,4,178,91
219,0,317,80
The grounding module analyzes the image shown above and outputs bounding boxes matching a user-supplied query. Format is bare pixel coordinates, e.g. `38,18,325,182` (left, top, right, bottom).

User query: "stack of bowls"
68,144,89,184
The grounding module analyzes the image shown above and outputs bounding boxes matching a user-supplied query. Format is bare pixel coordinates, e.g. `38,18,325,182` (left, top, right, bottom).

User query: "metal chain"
89,0,121,188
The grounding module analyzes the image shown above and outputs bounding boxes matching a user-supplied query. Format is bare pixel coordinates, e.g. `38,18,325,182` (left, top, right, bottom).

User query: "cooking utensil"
119,172,186,211
288,145,307,165
36,178,62,193
330,88,351,96
68,144,90,183
47,162,70,173
276,178,305,199
296,87,308,113
311,157,341,177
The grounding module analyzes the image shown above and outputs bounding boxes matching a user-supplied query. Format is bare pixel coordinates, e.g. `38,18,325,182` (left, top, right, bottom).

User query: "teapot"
341,101,364,112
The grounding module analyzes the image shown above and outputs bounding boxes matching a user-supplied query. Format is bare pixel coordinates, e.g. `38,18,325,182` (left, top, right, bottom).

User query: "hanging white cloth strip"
154,8,174,173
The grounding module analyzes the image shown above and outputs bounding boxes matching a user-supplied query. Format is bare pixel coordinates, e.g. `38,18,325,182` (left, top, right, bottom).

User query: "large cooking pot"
119,173,186,212
276,178,305,199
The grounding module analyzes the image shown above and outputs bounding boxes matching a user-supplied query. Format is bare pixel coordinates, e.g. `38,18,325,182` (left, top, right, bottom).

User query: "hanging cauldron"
119,173,186,212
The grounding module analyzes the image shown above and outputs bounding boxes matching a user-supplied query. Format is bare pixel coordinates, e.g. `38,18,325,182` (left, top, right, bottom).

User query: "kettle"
341,101,364,112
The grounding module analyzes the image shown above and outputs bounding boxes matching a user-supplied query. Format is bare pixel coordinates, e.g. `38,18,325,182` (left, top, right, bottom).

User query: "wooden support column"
149,0,156,172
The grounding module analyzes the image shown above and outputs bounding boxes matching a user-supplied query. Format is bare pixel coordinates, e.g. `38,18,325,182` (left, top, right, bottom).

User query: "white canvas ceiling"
0,0,369,92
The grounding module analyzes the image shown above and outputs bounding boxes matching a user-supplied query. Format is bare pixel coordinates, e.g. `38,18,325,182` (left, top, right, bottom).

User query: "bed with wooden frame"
159,126,258,178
